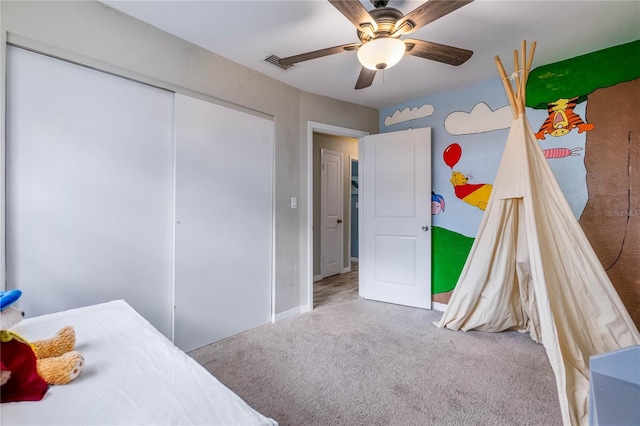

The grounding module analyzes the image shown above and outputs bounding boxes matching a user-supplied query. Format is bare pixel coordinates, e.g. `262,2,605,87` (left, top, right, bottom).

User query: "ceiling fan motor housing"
357,7,405,43
371,0,390,8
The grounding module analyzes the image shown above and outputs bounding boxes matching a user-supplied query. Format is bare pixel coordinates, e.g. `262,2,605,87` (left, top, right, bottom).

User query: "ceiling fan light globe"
357,38,405,71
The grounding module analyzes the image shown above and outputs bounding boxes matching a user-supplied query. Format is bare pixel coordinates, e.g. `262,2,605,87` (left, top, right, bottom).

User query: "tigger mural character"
535,97,594,140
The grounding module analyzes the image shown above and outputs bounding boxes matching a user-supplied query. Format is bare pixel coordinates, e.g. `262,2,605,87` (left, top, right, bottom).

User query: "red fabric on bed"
1,339,49,402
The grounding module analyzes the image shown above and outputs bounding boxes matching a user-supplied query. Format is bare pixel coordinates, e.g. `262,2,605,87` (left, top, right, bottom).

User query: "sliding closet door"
6,47,174,337
174,94,273,351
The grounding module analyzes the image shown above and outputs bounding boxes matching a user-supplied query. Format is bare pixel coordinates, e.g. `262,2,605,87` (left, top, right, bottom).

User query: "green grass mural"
432,226,474,294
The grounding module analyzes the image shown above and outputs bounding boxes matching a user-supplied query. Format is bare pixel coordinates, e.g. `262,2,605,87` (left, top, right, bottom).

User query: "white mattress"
3,300,277,425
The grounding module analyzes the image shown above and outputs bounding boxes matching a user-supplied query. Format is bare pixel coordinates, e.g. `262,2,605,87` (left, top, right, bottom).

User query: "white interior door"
174,94,273,352
359,128,431,309
321,149,344,278
5,46,175,337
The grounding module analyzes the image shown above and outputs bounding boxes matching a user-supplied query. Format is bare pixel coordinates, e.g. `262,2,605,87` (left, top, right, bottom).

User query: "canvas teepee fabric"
436,42,640,426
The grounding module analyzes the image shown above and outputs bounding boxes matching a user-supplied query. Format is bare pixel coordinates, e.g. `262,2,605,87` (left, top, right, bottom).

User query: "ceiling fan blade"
404,39,473,66
394,0,474,36
279,43,360,66
355,67,376,90
329,0,378,38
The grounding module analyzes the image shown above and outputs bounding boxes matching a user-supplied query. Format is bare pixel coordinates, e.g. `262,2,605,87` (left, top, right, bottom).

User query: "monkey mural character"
535,97,594,140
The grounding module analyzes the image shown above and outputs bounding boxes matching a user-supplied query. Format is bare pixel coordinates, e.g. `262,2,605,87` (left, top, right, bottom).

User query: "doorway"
320,148,344,279
307,122,369,311
310,156,360,308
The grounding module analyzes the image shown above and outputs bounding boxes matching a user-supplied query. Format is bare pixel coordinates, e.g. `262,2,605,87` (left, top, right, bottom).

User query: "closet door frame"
1,37,276,342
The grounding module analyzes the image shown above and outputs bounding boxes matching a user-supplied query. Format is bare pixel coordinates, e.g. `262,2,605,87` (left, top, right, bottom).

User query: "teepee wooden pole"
514,49,520,95
520,40,527,110
523,41,536,110
495,56,518,119
521,40,527,75
526,41,536,71
526,41,537,89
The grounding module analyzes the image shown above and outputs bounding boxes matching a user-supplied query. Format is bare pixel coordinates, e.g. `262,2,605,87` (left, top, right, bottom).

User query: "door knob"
337,219,343,224
421,225,429,231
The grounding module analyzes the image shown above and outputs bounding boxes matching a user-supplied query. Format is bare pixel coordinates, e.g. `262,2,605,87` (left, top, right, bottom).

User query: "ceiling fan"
278,0,474,90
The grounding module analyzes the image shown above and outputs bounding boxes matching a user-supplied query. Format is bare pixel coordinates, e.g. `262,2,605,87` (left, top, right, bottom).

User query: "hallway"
313,261,359,309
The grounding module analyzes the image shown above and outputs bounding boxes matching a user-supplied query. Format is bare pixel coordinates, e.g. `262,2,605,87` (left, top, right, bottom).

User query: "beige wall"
312,133,358,277
0,0,378,314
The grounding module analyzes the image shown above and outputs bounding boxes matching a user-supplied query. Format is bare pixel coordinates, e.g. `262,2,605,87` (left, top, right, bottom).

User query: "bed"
2,300,277,425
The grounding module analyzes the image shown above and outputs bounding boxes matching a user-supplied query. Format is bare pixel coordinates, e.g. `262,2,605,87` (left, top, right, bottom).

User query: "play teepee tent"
436,41,640,426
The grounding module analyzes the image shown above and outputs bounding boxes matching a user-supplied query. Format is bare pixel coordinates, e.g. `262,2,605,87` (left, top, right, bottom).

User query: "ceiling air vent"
264,54,295,71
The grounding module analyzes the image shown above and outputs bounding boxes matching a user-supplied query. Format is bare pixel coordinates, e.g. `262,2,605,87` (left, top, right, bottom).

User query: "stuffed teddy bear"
0,290,85,402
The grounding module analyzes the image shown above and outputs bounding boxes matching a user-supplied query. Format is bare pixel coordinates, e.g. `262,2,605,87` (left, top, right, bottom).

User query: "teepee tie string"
505,70,522,81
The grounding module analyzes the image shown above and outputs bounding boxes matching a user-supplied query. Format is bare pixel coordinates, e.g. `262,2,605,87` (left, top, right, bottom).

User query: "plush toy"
0,290,85,402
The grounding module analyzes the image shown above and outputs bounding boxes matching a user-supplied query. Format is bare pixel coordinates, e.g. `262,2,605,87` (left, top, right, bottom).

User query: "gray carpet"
189,299,562,426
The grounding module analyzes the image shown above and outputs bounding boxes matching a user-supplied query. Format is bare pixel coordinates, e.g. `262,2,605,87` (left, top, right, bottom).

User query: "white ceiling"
102,0,640,109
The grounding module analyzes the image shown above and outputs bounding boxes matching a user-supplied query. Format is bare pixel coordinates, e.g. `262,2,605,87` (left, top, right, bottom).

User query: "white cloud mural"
384,104,435,126
445,102,512,135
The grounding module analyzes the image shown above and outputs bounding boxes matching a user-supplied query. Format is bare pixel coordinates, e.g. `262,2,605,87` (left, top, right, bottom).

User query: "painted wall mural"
535,97,594,140
444,102,511,135
384,104,434,126
526,39,640,326
543,147,582,159
431,192,445,215
380,39,640,320
444,143,493,211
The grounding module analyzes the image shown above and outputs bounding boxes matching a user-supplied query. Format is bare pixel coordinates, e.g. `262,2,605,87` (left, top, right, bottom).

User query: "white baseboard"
274,305,309,322
432,302,448,312
313,274,323,282
350,257,359,263
341,266,351,274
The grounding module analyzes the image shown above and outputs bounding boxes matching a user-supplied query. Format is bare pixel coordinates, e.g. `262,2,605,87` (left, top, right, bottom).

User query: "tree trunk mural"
581,78,640,327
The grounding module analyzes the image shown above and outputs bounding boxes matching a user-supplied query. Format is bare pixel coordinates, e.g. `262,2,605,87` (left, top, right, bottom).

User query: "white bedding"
2,300,277,425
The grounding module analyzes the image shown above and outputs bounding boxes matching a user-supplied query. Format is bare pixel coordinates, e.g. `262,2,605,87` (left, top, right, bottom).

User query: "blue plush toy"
0,289,22,311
